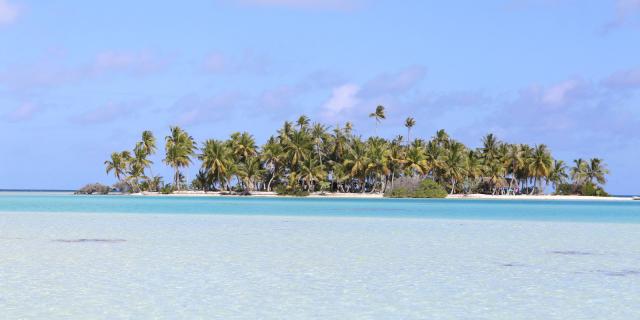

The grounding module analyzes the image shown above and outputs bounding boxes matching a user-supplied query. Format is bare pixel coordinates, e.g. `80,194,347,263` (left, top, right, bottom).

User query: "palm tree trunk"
450,178,456,194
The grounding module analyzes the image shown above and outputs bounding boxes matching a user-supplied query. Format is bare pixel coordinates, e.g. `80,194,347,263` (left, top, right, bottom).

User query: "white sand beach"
137,190,635,201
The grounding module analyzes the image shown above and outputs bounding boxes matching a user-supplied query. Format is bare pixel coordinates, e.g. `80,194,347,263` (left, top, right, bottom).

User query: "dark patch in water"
53,239,126,243
597,270,640,277
501,263,526,267
550,250,594,256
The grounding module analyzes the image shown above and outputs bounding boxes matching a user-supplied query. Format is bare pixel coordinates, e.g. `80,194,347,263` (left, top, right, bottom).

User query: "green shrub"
275,185,309,197
413,179,448,198
160,184,174,194
385,179,447,198
554,183,575,195
581,182,609,197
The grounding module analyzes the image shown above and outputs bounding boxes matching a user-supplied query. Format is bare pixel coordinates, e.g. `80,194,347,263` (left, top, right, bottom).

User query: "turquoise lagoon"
0,192,639,223
1,193,640,319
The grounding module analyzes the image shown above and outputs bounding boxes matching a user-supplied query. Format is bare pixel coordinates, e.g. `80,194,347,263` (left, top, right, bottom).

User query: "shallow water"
1,194,639,319
0,193,639,223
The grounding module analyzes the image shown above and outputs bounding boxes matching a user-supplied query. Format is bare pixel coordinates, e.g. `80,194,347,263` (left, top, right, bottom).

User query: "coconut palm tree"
586,158,609,186
238,157,263,191
404,117,416,144
548,160,568,191
441,141,466,194
164,126,197,190
300,157,326,191
105,151,130,182
199,139,232,191
261,137,285,191
528,144,553,194
344,138,369,192
369,105,386,136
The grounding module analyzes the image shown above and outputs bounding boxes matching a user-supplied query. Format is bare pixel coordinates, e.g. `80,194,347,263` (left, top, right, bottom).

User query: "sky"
0,0,639,194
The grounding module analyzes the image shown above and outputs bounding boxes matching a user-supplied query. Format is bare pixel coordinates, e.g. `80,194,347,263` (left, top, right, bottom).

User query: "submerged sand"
1,212,639,319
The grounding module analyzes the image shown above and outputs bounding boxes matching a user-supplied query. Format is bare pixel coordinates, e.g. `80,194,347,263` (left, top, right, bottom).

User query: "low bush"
385,178,447,198
160,184,174,194
75,183,111,195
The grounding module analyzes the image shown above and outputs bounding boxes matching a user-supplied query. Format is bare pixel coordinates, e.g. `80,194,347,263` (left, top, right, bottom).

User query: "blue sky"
1,0,639,194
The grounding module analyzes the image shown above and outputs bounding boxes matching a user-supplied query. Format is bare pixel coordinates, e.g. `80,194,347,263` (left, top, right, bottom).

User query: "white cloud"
321,83,361,120
603,67,640,89
3,102,38,122
604,0,640,31
0,0,20,25
542,79,581,106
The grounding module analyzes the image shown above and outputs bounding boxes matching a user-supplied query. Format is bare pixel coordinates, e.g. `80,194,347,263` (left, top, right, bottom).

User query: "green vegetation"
101,105,609,197
385,179,447,198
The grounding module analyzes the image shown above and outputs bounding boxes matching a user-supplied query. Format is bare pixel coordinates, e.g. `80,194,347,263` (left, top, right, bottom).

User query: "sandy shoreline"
134,191,636,201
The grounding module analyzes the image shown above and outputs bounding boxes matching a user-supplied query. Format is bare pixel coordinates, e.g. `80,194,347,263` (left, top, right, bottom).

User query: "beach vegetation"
102,107,609,197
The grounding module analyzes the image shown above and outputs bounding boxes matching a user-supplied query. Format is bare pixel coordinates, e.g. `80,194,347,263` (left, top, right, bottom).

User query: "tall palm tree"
199,139,232,191
297,115,311,131
570,158,588,186
404,117,416,145
369,105,386,136
441,141,466,194
300,157,326,191
164,126,197,190
586,158,609,185
505,144,523,194
238,157,263,191
548,160,569,191
344,138,369,193
528,144,553,194
105,151,130,182
261,137,285,191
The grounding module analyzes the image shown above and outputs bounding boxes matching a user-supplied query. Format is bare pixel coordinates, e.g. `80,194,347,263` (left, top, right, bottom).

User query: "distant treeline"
103,106,609,196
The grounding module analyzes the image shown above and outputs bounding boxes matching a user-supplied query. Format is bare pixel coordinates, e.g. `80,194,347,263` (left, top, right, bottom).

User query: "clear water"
0,193,639,223
1,193,640,319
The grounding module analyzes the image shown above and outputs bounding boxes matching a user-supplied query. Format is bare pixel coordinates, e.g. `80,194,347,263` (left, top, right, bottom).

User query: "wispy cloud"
0,50,170,91
173,93,245,126
201,50,270,75
3,102,38,122
233,0,364,11
604,0,640,32
71,101,144,125
602,67,640,89
321,84,361,120
0,0,20,25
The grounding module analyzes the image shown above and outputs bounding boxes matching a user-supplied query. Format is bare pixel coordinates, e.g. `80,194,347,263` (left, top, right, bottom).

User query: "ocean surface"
1,192,639,319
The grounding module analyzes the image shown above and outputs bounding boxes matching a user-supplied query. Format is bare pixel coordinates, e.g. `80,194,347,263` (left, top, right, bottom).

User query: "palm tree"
505,144,523,194
164,126,197,190
441,141,466,194
570,158,588,186
199,139,232,191
344,138,369,192
528,144,553,194
548,160,569,191
404,117,416,145
238,157,263,191
297,115,311,131
261,137,285,191
586,158,609,185
366,137,390,192
300,157,326,191
369,105,386,136
105,151,130,182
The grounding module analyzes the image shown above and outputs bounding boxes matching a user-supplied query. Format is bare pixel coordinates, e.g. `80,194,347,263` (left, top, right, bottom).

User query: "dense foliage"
385,178,447,198
103,106,609,196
